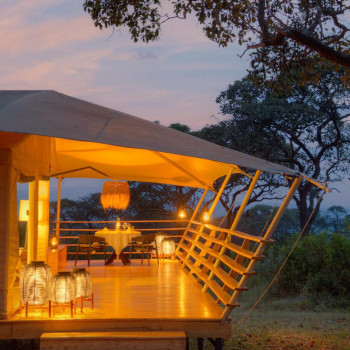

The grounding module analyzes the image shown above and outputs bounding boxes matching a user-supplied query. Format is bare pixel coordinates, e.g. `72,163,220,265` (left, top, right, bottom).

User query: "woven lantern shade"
51,272,76,304
72,268,92,298
20,261,52,306
155,232,166,255
161,238,176,255
101,180,130,210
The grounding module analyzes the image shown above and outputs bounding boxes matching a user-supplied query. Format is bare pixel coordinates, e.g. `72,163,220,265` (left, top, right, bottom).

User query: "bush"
257,231,350,301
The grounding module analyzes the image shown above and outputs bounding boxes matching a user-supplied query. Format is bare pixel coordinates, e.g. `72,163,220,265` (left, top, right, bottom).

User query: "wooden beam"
56,176,62,238
203,170,261,292
220,177,303,324
176,187,209,254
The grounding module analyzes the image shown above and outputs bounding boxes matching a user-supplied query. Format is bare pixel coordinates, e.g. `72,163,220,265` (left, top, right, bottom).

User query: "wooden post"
56,176,62,239
220,177,303,324
202,170,261,292
27,175,39,262
230,170,261,230
192,168,233,266
176,187,209,253
208,168,234,218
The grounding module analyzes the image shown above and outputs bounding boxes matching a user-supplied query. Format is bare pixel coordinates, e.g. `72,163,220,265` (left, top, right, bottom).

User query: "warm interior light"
19,200,43,221
178,208,186,219
20,261,52,306
72,268,92,298
161,238,176,255
203,210,210,222
51,272,76,304
156,232,166,255
116,217,121,230
50,235,59,249
19,200,29,221
101,180,130,210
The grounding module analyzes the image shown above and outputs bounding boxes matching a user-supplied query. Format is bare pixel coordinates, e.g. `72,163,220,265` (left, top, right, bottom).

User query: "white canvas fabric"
0,90,326,189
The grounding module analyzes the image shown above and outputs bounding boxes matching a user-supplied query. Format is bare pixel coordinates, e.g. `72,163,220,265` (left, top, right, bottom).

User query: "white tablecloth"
95,228,141,255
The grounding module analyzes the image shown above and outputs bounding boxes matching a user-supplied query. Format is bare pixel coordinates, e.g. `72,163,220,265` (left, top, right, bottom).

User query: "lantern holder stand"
74,293,94,313
20,300,52,318
50,300,75,318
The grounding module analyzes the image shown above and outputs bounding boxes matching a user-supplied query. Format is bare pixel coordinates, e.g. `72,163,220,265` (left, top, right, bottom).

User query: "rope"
235,189,326,328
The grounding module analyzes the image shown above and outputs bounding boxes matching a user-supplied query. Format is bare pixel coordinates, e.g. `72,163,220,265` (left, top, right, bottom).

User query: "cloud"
112,51,158,61
0,16,102,55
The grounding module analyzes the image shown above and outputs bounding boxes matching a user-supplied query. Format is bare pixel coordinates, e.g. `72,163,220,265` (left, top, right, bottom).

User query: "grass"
190,297,350,350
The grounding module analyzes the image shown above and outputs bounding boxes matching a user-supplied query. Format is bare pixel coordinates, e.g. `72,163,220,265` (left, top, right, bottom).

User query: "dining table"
95,227,141,265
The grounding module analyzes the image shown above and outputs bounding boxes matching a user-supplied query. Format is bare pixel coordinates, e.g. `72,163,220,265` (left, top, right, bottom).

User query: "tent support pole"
55,176,62,240
176,187,209,253
202,170,261,292
230,170,261,230
220,176,303,324
28,174,39,262
153,151,215,192
207,168,234,218
51,166,112,179
192,168,233,266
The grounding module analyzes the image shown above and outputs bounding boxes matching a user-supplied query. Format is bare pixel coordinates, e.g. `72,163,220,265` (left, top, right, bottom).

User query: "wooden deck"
0,260,231,339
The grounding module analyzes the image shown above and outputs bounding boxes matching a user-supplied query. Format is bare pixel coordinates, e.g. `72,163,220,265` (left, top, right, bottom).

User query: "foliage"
260,231,350,300
237,204,300,242
50,182,202,232
212,70,350,230
83,0,350,90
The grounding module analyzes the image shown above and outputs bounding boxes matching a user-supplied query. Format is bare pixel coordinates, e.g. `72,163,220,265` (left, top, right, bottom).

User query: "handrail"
54,219,190,224
53,219,187,258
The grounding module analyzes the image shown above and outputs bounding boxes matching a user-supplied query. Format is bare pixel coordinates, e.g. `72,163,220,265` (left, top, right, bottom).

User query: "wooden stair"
40,331,186,350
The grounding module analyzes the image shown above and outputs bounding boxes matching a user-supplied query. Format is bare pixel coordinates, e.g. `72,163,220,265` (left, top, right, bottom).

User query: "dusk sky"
2,1,348,210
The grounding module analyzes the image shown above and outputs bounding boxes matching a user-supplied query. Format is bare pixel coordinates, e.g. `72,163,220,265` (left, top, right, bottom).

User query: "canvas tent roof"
0,90,326,189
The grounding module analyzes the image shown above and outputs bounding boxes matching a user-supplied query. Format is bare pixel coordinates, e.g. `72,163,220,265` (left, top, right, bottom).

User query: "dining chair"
129,233,159,265
74,234,106,267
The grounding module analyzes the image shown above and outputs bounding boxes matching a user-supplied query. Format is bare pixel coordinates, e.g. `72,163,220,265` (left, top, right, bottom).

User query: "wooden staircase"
40,330,186,350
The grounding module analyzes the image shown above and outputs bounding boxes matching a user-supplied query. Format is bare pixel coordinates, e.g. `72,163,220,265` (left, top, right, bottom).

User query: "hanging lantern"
101,180,130,210
178,208,186,219
50,234,59,250
72,268,92,299
156,232,166,255
20,261,52,306
161,238,176,255
51,272,76,304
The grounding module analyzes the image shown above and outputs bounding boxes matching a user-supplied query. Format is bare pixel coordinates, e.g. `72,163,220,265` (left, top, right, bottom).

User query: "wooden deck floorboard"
0,259,231,339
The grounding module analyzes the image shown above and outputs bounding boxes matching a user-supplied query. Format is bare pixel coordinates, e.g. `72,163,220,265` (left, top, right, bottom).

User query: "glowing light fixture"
72,268,92,299
178,208,186,219
20,261,52,317
19,200,43,221
156,232,166,255
72,268,93,312
101,180,130,210
161,238,176,255
50,234,59,250
51,272,76,304
203,209,210,222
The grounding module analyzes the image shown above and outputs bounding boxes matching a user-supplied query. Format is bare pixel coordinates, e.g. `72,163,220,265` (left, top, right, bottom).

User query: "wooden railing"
53,219,188,258
176,220,273,318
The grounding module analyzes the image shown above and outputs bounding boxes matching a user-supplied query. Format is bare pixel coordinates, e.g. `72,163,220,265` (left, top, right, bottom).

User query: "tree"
83,0,350,88
207,69,350,231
